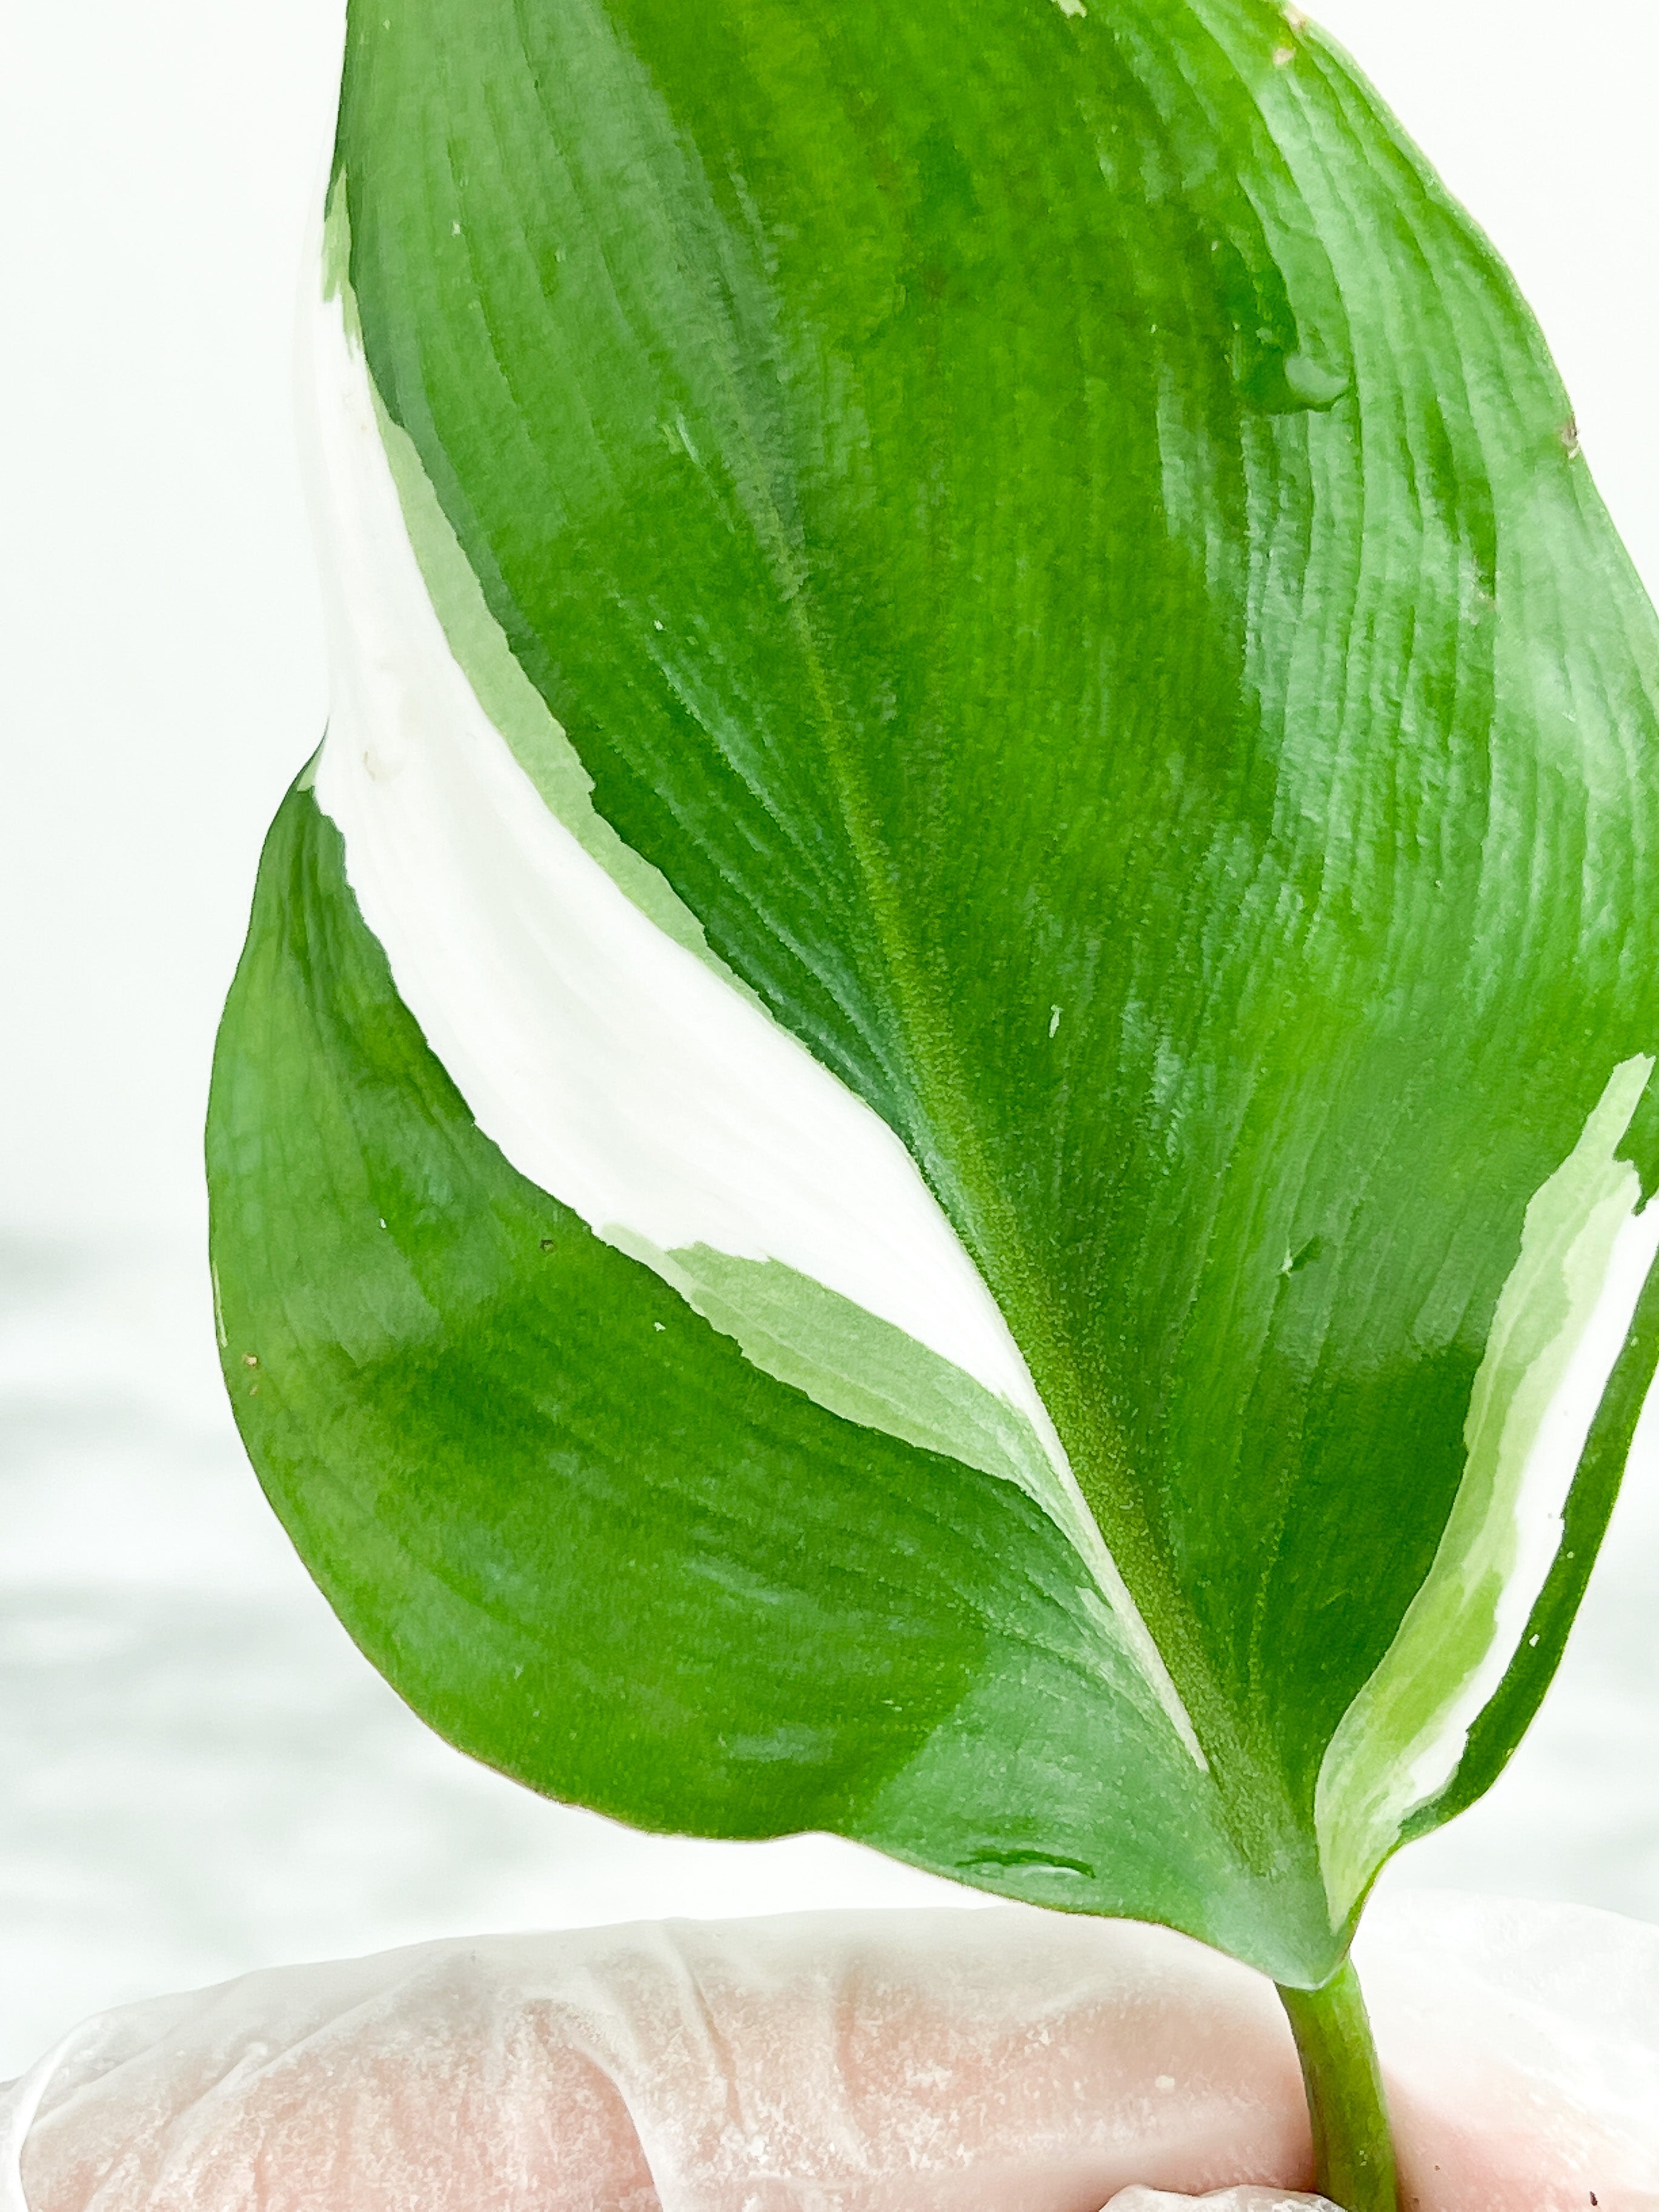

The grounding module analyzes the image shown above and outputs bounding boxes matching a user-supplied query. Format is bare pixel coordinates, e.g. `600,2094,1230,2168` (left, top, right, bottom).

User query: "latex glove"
3,1892,1654,2210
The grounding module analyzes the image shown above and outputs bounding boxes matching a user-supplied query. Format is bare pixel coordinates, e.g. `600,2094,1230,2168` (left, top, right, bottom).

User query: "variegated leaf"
208,0,1659,1984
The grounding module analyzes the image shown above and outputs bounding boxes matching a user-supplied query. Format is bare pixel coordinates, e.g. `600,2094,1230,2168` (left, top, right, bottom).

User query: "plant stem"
1276,1956,1398,2212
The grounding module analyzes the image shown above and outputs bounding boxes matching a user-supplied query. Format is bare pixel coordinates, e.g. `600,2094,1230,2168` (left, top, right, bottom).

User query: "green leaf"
210,0,1659,1984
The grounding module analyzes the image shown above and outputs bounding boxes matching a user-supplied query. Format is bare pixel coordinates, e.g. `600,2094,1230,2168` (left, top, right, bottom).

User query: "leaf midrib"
680,210,1286,1847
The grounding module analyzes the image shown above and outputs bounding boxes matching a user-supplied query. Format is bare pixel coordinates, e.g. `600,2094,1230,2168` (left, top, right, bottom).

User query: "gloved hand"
4,1892,1655,2210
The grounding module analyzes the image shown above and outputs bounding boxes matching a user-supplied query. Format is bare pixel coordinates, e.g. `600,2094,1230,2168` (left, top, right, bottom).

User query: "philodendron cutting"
206,1,1659,2202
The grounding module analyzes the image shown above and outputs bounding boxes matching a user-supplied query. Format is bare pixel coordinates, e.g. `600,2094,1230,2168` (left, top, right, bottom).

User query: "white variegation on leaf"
1316,1057,1659,1916
302,254,1207,1769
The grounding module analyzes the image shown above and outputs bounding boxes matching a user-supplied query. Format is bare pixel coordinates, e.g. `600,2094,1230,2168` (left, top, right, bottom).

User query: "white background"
3,0,1658,2080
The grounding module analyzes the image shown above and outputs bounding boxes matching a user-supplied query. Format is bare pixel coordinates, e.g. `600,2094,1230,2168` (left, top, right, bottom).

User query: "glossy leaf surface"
209,0,1659,1982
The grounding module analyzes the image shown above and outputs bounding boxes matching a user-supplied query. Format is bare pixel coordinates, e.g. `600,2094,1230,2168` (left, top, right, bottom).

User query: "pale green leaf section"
607,1229,1208,1763
322,188,759,1005
620,1236,1066,1506
1315,1056,1659,1918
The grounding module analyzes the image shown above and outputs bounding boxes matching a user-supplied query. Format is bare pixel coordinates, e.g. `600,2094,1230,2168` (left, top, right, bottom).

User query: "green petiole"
1277,1956,1398,2212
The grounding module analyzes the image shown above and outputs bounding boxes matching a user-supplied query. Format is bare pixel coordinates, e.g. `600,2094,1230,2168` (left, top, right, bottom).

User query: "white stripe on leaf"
302,273,1206,1767
1315,1056,1659,1918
